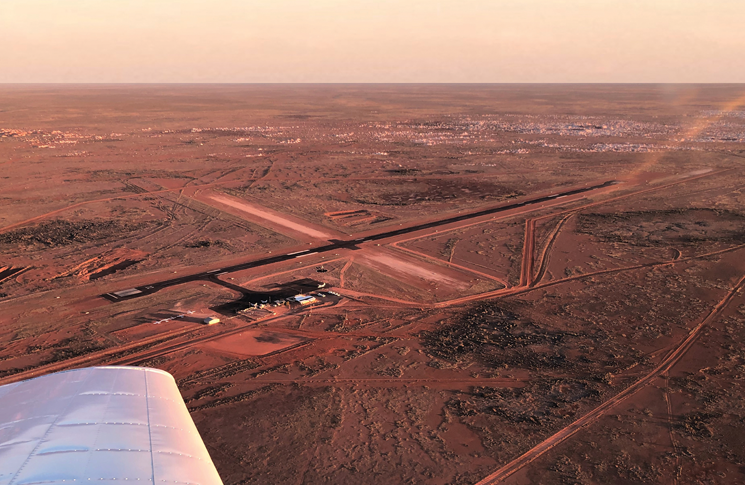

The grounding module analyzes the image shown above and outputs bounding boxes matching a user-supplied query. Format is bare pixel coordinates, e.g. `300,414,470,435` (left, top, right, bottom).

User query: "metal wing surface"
0,366,223,485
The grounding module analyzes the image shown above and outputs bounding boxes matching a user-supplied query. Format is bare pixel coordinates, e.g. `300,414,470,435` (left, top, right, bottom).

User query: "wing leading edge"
0,366,223,485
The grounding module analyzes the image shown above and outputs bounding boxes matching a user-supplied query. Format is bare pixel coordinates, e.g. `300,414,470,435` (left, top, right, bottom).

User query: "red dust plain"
1,85,745,484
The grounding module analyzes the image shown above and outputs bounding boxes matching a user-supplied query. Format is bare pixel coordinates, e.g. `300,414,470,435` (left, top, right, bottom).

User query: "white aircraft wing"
0,366,223,485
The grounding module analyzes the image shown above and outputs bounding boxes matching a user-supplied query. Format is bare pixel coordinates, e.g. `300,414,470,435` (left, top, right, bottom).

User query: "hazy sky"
2,0,744,83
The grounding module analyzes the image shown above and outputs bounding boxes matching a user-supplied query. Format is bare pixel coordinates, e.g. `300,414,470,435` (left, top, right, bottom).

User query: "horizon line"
1,82,744,86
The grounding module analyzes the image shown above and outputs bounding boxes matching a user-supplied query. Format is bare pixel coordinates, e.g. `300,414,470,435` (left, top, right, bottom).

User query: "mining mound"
52,248,148,281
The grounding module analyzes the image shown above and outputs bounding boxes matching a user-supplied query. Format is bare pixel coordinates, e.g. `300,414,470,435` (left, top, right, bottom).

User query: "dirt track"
519,219,535,287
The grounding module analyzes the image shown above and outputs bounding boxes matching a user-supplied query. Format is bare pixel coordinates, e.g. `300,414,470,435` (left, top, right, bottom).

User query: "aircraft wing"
0,366,223,485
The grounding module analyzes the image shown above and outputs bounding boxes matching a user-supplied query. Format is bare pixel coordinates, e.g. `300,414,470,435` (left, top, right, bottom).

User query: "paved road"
103,180,618,302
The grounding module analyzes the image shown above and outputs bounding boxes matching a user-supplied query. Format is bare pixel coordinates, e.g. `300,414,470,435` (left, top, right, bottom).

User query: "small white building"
293,295,317,306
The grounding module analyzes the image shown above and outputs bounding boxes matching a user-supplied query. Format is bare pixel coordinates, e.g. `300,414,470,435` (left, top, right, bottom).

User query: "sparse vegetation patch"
577,209,745,246
0,219,153,247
